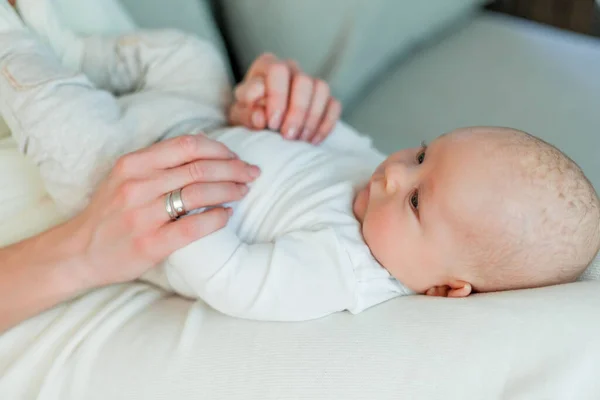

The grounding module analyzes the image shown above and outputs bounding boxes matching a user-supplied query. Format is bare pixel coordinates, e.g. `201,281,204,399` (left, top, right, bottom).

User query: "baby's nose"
384,163,414,189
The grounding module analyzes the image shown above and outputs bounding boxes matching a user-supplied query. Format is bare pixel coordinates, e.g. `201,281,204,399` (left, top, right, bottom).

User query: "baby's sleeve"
160,223,358,322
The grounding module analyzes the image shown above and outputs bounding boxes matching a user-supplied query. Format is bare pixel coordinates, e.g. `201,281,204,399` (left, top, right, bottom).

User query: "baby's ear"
425,281,472,298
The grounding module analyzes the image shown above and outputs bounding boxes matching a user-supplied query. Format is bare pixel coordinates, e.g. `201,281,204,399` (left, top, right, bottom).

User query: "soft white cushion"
218,0,487,104
2,279,600,399
0,139,63,247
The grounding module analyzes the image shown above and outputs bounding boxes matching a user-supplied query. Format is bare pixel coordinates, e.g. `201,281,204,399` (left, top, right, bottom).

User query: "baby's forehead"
427,133,525,225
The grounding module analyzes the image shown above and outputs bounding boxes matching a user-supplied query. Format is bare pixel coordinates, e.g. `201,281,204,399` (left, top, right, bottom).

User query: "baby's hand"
228,53,341,144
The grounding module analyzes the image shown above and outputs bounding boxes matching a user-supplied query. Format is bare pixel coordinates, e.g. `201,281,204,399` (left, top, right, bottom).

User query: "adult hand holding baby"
229,53,342,144
64,134,259,287
0,134,259,331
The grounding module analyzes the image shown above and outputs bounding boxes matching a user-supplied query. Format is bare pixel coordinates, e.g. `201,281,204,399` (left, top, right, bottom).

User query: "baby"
1,0,599,321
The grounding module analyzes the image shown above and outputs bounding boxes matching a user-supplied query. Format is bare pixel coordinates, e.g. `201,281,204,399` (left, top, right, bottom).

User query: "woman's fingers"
109,147,260,210
250,107,267,130
228,102,252,129
312,98,342,144
150,207,232,260
265,61,291,131
136,182,248,229
246,53,278,79
236,53,341,143
285,59,302,75
280,74,314,140
119,158,259,210
180,182,247,212
299,79,330,142
229,102,267,130
243,53,291,131
116,134,238,178
163,157,259,191
234,76,266,106
232,75,268,130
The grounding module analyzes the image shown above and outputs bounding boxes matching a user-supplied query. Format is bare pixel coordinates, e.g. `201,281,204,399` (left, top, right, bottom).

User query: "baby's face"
353,128,509,297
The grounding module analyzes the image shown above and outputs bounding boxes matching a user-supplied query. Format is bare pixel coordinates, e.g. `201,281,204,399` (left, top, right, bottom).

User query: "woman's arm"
0,133,260,333
0,220,90,333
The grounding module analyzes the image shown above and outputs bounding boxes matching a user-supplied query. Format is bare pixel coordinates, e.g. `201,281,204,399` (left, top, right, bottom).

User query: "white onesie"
0,6,411,321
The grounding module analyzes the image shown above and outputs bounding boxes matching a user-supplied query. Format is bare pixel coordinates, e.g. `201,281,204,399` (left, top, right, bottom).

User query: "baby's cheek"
363,208,402,265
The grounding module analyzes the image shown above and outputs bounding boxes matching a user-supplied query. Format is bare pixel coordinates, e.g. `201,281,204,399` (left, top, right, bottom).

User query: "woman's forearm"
0,221,90,333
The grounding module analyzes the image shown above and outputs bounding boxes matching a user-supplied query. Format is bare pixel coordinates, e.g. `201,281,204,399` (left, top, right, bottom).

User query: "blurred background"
29,0,600,193
487,0,600,36
114,0,600,188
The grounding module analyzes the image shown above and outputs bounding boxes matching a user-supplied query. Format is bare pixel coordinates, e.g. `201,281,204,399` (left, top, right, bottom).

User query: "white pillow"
0,119,9,140
580,253,600,281
0,139,64,247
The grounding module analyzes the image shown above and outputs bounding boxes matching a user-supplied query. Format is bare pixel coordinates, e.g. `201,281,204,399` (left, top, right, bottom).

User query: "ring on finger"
171,188,187,218
165,188,187,221
165,191,179,221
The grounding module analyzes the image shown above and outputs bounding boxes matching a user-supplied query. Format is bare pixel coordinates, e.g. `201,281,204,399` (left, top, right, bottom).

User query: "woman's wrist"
0,220,96,332
41,217,100,293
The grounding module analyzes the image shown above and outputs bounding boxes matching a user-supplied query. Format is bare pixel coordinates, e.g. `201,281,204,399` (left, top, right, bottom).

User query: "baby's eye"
410,190,419,210
416,149,426,164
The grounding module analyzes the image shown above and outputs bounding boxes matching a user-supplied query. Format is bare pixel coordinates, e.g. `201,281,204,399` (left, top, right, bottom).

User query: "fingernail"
249,165,261,178
300,128,311,141
286,126,297,139
268,110,282,130
226,207,233,216
239,185,249,195
252,111,262,128
311,136,321,145
229,151,238,159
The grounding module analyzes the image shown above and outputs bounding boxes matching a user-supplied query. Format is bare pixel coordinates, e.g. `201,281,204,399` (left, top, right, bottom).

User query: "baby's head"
353,127,600,297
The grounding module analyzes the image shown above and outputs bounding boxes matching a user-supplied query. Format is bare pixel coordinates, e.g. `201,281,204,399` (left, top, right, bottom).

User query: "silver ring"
165,191,178,221
170,188,187,218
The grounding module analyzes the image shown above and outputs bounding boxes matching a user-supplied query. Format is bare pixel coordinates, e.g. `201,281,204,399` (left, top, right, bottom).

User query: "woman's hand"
229,53,342,144
0,133,260,331
66,133,260,287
